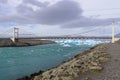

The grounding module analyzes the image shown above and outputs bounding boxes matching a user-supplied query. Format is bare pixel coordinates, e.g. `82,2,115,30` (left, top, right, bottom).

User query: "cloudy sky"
0,0,120,37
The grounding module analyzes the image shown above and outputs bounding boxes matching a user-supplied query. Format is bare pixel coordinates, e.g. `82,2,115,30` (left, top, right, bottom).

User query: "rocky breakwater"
17,43,110,80
0,38,55,47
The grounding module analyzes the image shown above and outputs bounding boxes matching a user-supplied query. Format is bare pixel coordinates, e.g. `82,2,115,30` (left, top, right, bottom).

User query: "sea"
0,39,110,80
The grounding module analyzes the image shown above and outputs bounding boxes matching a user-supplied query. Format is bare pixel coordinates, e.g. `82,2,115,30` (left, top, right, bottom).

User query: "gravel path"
77,43,120,80
105,43,120,80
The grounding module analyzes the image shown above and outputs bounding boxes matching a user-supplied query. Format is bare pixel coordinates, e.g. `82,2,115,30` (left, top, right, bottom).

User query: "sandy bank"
0,38,55,47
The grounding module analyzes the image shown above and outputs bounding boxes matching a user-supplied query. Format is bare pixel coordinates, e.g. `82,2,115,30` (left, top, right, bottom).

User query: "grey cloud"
16,4,33,14
34,0,82,24
23,0,47,7
0,0,82,25
0,0,8,4
61,17,119,28
0,0,120,28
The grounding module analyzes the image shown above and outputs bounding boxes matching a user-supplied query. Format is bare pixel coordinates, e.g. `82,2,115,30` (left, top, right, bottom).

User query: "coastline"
0,38,55,47
17,43,111,80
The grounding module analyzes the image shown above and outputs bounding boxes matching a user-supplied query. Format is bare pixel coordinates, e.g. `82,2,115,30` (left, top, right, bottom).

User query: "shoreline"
17,43,111,80
0,38,55,47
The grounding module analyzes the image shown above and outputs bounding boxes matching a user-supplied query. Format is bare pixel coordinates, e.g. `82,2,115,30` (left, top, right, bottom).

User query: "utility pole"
112,22,115,43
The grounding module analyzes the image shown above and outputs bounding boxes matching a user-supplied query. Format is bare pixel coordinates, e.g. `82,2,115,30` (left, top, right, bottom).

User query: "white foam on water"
62,44,71,47
55,39,110,47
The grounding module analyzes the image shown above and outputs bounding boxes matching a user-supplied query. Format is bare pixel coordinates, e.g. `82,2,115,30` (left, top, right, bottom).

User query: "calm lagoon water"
0,39,109,80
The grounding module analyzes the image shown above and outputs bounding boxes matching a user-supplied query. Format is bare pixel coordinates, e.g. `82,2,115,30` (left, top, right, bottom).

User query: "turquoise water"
0,40,109,80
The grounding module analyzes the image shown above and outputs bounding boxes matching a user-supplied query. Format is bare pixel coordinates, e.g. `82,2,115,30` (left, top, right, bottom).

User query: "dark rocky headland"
0,38,55,47
17,40,120,80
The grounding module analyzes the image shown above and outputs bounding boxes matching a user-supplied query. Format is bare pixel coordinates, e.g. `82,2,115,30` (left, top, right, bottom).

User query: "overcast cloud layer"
0,0,120,28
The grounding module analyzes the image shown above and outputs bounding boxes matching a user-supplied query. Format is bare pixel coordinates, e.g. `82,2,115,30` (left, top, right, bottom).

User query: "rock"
91,61,98,66
99,57,108,63
89,52,94,57
61,76,74,80
84,77,89,80
89,66,103,72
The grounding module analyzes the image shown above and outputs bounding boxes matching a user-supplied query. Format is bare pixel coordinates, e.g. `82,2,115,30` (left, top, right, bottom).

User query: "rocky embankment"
0,38,55,47
17,43,110,80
